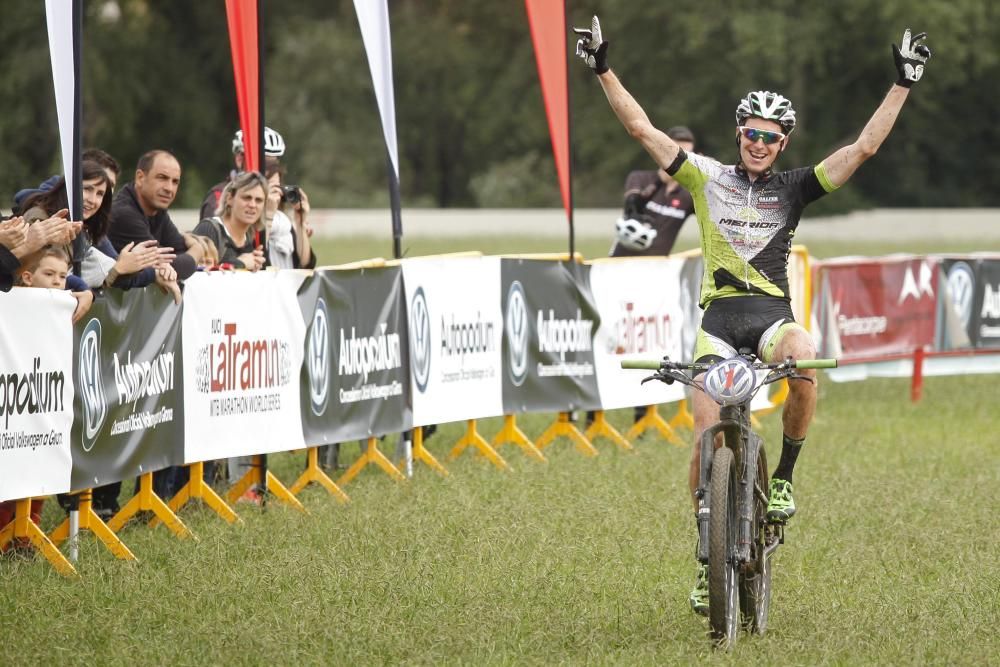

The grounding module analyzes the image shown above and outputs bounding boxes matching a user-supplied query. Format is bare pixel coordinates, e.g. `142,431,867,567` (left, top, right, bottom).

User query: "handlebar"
620,357,837,371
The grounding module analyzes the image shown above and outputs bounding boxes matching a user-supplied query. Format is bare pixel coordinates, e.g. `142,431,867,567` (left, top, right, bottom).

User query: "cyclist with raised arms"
573,16,931,615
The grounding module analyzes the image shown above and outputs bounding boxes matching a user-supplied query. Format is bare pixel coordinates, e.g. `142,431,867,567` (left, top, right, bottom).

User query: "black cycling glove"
892,29,931,88
573,16,609,74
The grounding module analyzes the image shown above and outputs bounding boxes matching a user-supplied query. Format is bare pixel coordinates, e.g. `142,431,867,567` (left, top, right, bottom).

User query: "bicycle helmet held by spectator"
735,91,796,134
615,217,658,251
232,126,286,157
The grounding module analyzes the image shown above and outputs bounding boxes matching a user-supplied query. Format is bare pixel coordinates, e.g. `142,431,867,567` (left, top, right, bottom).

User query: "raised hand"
893,29,931,87
573,15,609,74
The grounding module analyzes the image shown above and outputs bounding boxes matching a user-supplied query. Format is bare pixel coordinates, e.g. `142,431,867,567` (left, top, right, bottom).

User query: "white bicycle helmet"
232,126,286,157
615,217,658,252
735,91,796,134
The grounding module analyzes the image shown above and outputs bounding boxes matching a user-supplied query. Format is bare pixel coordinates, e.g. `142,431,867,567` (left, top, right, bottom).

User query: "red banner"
819,257,939,360
225,0,260,171
525,0,571,219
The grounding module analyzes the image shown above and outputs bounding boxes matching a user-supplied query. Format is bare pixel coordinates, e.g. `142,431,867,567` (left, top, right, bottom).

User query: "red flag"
525,0,571,220
225,0,260,171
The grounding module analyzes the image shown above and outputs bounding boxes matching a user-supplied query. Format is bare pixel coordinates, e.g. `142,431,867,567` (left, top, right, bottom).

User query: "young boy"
0,245,73,549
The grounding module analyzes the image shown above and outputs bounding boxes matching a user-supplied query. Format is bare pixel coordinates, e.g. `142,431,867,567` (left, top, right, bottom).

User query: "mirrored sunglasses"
738,126,786,145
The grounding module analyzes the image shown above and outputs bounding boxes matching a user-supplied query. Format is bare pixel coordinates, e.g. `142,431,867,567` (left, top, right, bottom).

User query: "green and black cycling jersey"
666,149,839,308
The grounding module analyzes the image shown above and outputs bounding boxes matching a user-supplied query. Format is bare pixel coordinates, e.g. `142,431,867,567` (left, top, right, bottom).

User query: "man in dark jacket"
109,150,201,280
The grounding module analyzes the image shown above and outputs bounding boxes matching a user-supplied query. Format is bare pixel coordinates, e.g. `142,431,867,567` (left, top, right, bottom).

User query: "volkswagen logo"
410,287,432,393
947,262,975,328
703,356,756,406
505,280,529,386
79,318,107,452
307,298,330,416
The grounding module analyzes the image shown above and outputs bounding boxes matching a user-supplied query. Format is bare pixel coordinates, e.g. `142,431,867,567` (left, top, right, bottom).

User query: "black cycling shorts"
694,295,803,364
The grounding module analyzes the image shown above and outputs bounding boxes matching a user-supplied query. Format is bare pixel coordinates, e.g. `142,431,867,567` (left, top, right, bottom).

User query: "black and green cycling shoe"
767,478,796,523
689,562,709,616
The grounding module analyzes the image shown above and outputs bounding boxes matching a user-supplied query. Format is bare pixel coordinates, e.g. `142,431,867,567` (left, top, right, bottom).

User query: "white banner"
402,256,504,425
353,0,399,180
45,0,78,220
181,271,307,463
590,258,688,409
0,288,75,502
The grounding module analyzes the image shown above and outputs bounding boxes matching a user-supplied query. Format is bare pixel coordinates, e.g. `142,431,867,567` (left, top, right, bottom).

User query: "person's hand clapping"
0,216,28,250
114,239,163,274
237,246,266,272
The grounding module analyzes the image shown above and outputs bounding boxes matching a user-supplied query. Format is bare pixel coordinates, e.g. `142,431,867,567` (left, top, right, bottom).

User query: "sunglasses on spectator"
738,126,786,145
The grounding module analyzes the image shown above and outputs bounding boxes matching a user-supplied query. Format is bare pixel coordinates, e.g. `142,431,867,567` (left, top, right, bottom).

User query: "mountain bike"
622,352,836,647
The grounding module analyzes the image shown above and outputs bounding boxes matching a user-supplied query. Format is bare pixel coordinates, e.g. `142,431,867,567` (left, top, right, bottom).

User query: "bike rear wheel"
708,445,739,647
740,445,772,634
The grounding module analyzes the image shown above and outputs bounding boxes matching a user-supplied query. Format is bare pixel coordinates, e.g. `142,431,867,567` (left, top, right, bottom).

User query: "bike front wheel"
740,444,772,634
708,445,739,647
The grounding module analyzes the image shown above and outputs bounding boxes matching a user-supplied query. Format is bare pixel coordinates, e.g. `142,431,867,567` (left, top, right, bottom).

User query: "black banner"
501,259,600,413
938,258,978,349
299,267,411,444
71,287,184,491
975,259,1000,348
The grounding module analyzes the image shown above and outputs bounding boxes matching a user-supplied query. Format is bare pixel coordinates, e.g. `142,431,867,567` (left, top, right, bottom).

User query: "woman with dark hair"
21,160,178,298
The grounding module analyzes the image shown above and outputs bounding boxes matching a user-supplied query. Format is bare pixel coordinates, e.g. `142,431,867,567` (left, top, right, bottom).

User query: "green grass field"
3,235,998,664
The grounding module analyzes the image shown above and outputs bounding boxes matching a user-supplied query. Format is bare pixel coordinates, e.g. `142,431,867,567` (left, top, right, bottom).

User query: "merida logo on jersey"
339,323,402,382
720,218,779,230
537,309,594,360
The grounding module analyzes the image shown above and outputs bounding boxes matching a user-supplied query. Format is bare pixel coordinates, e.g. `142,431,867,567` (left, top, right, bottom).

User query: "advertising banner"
589,258,687,409
402,256,503,426
501,259,600,413
299,267,410,444
974,258,1000,348
816,257,939,360
70,287,184,492
0,288,75,502
937,258,977,350
183,272,307,463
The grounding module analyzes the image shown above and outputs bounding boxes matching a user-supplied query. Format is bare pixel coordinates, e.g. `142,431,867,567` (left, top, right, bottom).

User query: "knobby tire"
739,446,772,634
708,445,738,647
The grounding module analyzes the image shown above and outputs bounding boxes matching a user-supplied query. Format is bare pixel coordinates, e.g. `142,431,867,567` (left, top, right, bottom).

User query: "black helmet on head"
735,91,796,134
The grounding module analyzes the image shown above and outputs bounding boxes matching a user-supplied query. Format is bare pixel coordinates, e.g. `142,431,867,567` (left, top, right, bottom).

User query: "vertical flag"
225,0,262,171
353,0,403,258
525,0,574,252
44,0,82,223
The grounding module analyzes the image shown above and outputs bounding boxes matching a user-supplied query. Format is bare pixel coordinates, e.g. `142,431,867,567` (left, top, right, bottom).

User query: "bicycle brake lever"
787,372,816,384
641,372,675,385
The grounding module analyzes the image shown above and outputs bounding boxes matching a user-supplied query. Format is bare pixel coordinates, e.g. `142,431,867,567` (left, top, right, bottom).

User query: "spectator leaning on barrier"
575,17,932,615
611,126,697,258
192,170,268,272
192,170,270,501
0,208,91,320
0,245,74,551
199,126,286,222
263,163,315,270
109,150,203,280
20,161,180,301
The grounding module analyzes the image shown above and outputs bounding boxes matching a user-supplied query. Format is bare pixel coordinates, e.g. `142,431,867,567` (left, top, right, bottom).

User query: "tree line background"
0,0,996,215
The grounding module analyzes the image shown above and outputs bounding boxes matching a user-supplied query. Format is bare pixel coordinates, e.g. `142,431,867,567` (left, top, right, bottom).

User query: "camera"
281,185,302,205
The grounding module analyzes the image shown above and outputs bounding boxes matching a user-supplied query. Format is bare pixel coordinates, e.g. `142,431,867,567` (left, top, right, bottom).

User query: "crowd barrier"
811,253,1000,390
0,248,810,575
